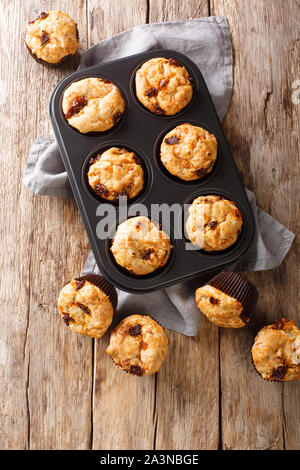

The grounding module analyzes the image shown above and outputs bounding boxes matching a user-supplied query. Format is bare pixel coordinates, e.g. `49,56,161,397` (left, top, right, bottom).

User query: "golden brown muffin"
25,10,79,65
135,57,193,115
57,276,115,338
62,77,125,133
160,123,217,181
111,216,171,276
195,285,248,328
106,315,168,376
87,147,144,201
185,195,243,251
251,318,300,381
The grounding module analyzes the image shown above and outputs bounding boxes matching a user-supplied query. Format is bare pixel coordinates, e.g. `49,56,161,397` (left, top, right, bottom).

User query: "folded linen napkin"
24,17,294,335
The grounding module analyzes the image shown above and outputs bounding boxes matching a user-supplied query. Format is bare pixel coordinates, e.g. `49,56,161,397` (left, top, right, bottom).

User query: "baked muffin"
87,147,144,201
57,274,117,339
195,271,258,328
252,318,300,382
160,123,217,181
106,315,168,376
25,10,79,66
135,57,193,115
186,195,243,251
111,216,171,275
62,77,125,133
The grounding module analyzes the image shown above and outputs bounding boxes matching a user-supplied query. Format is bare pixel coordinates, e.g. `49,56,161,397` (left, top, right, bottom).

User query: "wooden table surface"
1,0,299,450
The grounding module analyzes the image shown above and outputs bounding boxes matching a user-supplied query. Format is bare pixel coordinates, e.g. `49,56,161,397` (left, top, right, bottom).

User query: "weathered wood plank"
0,0,93,449
149,0,209,22
211,0,300,450
148,0,220,450
87,0,156,450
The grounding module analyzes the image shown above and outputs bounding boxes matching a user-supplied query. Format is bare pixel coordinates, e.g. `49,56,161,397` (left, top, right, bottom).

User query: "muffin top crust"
87,147,144,201
25,10,79,64
251,318,300,381
106,315,169,376
185,195,243,251
111,216,171,276
135,57,193,115
62,77,125,133
195,284,248,328
160,123,217,181
57,278,114,338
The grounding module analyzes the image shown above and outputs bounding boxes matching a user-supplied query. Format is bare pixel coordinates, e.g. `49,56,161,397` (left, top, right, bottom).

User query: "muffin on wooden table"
110,216,172,276
57,274,117,339
195,271,258,328
106,315,169,376
87,147,144,201
186,195,243,251
252,318,300,381
160,123,217,181
62,77,125,133
25,10,79,66
135,57,193,115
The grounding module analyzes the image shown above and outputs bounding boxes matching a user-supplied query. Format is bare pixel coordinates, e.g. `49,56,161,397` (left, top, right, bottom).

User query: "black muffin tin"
49,49,254,293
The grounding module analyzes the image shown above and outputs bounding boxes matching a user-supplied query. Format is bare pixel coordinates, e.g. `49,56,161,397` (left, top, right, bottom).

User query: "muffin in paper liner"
251,318,300,382
195,270,258,328
58,274,117,338
106,314,168,376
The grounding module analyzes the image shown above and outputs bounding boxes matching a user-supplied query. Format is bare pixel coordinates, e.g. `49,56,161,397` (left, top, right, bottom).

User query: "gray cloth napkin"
24,17,295,335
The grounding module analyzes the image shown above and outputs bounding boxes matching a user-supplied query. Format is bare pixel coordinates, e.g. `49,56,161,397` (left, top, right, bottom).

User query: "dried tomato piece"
271,365,288,381
99,77,111,84
273,319,284,330
30,12,48,24
77,303,91,316
165,135,180,145
129,324,142,336
113,111,123,124
153,103,165,115
63,313,75,326
169,57,181,67
141,248,154,260
40,31,49,46
145,87,158,98
132,154,142,165
66,96,88,119
208,221,218,230
130,365,144,376
209,297,219,305
94,184,109,197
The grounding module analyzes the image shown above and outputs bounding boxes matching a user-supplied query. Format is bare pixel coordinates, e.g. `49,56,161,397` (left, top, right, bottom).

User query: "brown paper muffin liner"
208,270,258,323
25,43,76,68
75,273,118,313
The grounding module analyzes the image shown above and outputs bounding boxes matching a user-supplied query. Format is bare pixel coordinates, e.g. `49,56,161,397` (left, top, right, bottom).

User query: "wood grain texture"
211,0,300,450
87,0,157,451
0,0,299,451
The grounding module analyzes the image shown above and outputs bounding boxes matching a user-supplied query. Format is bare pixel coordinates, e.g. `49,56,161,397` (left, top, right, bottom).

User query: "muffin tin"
49,49,255,293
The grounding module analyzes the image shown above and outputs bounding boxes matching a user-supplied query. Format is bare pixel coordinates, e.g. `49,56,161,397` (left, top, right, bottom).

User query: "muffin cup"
75,273,118,312
25,44,76,68
208,271,258,323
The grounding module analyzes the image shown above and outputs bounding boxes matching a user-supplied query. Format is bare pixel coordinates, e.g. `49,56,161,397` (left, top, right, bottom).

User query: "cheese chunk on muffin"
186,195,243,251
135,57,193,115
87,147,144,201
57,276,116,338
62,77,125,133
106,315,169,376
25,10,79,65
252,318,300,381
195,285,248,328
111,216,171,275
160,123,217,181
